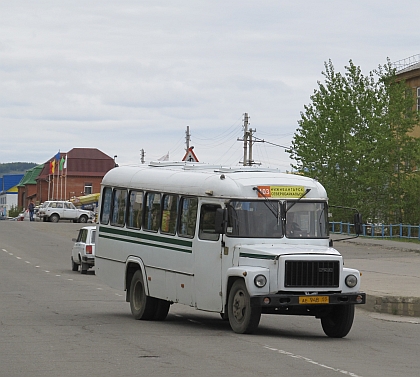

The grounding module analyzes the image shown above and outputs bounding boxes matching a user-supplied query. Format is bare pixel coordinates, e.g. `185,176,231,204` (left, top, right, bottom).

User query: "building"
394,54,420,137
17,148,116,208
0,174,24,216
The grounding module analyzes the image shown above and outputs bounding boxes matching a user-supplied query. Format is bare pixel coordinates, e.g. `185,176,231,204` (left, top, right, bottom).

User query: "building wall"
396,67,420,138
37,176,104,202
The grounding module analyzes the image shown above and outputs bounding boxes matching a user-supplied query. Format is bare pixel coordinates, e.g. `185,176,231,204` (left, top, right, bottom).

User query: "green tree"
289,59,420,224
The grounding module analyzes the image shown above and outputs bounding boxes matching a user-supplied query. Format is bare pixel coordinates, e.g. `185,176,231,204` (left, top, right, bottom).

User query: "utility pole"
243,113,249,166
185,126,191,151
238,113,257,166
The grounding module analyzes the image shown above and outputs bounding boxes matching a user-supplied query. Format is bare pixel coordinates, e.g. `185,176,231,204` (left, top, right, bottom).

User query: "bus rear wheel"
228,279,261,334
129,270,156,320
321,304,355,338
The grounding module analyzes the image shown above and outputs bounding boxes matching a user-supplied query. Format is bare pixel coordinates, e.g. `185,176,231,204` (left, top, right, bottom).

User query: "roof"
1,174,25,191
18,165,44,186
37,148,115,180
101,162,327,200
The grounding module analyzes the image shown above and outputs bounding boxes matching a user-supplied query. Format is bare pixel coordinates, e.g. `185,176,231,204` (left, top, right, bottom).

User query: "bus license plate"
299,296,329,304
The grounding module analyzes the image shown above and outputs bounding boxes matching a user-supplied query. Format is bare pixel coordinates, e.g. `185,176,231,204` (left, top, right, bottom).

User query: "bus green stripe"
99,227,193,253
239,252,276,260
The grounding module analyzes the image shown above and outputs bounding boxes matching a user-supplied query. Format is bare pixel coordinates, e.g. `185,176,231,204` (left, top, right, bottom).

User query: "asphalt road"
1,221,419,377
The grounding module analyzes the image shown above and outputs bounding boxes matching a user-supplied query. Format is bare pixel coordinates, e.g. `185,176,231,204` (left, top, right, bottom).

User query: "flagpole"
64,154,68,201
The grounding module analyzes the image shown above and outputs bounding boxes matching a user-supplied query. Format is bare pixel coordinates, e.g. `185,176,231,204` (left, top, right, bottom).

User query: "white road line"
263,345,363,377
16,257,22,259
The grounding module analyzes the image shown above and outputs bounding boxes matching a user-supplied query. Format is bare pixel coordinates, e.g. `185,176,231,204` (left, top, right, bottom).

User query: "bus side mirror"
215,208,227,234
354,213,363,235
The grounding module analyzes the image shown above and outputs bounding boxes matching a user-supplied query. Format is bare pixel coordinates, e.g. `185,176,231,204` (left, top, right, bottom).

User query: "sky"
1,1,419,171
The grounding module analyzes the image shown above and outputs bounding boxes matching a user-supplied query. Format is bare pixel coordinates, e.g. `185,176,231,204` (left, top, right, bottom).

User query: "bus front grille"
285,260,340,288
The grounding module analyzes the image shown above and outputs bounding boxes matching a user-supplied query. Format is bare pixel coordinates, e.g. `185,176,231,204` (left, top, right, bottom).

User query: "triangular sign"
182,147,199,162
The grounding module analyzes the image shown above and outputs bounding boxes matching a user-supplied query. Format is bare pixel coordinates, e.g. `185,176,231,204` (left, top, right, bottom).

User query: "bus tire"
129,270,156,320
228,279,261,334
321,304,355,338
153,299,170,321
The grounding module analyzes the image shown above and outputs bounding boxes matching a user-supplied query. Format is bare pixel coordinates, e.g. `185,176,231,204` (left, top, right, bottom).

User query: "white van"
95,162,365,337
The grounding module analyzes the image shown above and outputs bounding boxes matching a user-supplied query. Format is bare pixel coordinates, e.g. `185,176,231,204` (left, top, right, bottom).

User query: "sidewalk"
335,236,420,317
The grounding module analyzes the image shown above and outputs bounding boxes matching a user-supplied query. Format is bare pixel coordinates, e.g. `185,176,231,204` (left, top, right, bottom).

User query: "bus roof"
101,162,328,200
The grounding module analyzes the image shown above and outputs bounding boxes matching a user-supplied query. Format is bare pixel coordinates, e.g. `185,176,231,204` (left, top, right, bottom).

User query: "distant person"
28,200,35,221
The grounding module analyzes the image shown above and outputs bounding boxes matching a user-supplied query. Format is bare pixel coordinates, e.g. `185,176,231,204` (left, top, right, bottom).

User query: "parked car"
71,225,96,274
38,200,95,223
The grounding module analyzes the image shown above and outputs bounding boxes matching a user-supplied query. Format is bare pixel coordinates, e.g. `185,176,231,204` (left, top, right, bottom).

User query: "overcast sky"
1,1,419,170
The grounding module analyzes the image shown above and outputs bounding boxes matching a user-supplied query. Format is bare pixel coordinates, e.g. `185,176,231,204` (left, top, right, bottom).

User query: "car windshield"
285,201,329,239
226,200,329,239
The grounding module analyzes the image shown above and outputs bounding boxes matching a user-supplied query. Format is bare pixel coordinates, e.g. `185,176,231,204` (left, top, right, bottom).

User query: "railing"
330,222,420,240
392,54,420,72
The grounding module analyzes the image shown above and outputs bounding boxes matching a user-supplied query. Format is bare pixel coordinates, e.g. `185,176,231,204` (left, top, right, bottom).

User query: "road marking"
263,345,363,377
16,257,21,260
25,261,31,264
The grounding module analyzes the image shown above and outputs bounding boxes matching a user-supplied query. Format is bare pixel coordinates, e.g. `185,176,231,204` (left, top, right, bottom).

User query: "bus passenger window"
100,187,112,224
161,194,178,235
127,191,143,229
199,204,220,241
178,197,198,238
144,192,161,232
110,189,127,227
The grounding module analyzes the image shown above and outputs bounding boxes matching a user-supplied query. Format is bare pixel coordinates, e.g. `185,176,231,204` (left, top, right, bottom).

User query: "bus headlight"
254,274,267,288
345,274,358,288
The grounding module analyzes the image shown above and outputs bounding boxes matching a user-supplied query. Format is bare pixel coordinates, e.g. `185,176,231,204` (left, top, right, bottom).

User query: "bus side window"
161,194,178,235
100,187,112,224
110,188,127,227
178,197,198,238
199,204,220,241
144,192,161,232
127,190,143,229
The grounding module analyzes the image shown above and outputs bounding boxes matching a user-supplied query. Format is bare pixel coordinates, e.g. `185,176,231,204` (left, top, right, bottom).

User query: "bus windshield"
227,200,283,238
285,201,329,239
226,200,329,239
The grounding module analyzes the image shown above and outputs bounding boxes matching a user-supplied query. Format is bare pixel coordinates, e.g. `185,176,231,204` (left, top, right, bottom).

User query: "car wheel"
71,257,78,272
129,270,157,320
228,279,261,334
49,214,59,223
78,215,88,223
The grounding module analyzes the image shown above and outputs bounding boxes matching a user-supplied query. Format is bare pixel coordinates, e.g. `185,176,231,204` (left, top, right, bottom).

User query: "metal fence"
330,222,420,240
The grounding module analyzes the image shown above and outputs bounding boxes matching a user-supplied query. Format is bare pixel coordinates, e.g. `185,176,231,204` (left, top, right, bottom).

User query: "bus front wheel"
129,270,156,320
321,304,355,338
228,279,261,334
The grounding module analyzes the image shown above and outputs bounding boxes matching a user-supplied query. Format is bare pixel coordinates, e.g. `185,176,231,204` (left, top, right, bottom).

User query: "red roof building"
34,148,116,204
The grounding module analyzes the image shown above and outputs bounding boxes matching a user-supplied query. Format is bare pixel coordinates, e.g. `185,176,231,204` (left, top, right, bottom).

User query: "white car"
38,200,95,223
71,225,96,274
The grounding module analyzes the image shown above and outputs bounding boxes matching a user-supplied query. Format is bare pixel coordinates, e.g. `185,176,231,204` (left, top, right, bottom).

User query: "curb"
362,294,420,317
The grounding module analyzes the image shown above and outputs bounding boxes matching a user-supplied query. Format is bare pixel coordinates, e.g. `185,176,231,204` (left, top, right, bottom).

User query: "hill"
0,162,38,177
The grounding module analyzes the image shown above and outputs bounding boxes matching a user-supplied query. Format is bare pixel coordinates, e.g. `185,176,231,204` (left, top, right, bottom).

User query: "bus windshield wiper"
252,187,280,224
285,188,311,213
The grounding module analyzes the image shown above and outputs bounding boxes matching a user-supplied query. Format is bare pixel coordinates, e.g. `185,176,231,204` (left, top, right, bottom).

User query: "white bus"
95,162,365,338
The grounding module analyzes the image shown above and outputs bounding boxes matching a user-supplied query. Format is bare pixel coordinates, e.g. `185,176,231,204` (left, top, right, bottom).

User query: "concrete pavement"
334,236,420,317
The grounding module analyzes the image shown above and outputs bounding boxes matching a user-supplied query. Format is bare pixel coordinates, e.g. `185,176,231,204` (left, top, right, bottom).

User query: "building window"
84,183,93,195
417,88,420,111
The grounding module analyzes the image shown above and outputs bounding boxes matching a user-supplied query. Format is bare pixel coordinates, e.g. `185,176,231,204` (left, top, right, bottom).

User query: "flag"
59,156,65,171
51,160,56,174
63,155,67,170
158,152,169,161
55,150,60,161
